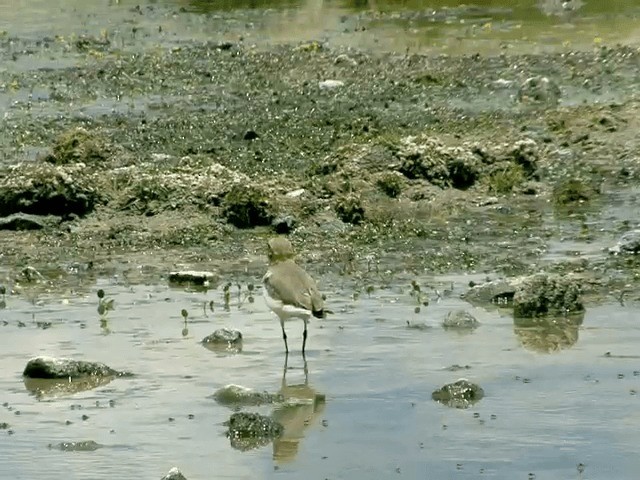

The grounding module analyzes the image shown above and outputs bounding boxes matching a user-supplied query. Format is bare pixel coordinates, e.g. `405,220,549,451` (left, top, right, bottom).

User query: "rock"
318,79,344,90
222,184,275,229
0,213,62,231
49,440,102,452
513,273,584,318
168,270,218,286
334,194,365,225
202,328,243,346
21,266,45,282
432,379,485,409
213,384,283,407
609,230,640,254
516,76,561,105
463,278,518,306
23,356,128,379
0,163,100,217
225,412,283,451
161,467,188,480
442,310,479,330
272,215,297,234
334,54,357,66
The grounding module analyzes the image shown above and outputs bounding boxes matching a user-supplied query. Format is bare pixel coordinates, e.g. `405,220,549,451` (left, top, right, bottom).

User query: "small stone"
319,79,345,90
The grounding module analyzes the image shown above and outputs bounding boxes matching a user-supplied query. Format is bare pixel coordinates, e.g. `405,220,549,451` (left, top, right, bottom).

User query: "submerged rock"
213,384,283,407
161,467,188,480
225,412,283,451
442,310,479,330
609,230,640,255
513,273,583,318
168,270,218,286
432,379,485,409
23,356,127,379
49,440,102,452
202,328,243,354
202,328,243,345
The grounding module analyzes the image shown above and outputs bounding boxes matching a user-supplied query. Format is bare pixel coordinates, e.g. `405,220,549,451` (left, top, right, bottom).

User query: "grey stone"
609,229,640,255
23,356,128,379
442,310,479,330
463,278,518,306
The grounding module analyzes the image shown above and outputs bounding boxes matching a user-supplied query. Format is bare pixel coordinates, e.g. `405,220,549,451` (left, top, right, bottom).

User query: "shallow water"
1,0,640,57
1,273,639,479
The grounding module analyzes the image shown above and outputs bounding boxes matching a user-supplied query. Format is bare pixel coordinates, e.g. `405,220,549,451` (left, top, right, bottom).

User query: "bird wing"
264,261,324,313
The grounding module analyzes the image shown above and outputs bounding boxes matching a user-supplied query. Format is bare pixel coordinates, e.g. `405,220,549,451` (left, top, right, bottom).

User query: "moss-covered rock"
43,127,113,166
225,412,283,451
513,273,584,318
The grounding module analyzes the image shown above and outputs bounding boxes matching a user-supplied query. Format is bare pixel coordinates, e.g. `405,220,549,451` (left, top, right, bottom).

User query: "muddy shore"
1,24,640,298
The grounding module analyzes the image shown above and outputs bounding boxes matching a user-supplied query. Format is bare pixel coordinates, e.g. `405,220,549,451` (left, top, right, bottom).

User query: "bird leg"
302,319,308,354
281,320,289,353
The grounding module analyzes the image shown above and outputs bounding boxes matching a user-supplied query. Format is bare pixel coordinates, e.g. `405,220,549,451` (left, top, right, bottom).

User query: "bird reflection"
513,313,584,353
271,354,326,464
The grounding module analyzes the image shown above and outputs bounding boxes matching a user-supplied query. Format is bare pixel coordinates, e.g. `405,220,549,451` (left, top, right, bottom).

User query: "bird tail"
312,309,326,319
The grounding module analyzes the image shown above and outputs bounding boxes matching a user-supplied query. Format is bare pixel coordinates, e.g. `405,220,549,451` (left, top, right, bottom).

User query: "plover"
263,237,324,354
